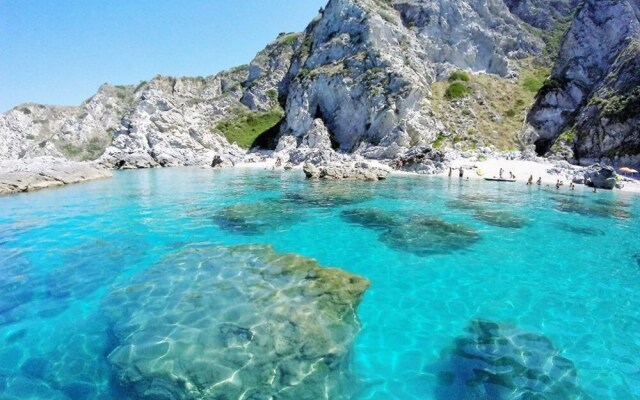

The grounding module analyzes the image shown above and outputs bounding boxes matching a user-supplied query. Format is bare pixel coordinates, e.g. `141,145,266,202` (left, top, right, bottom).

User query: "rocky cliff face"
3,0,637,167
99,33,300,168
0,85,135,161
277,0,541,159
503,0,579,29
0,35,299,168
525,0,640,166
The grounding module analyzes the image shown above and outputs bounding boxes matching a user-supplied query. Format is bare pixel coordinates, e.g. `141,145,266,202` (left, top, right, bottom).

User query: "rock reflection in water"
103,244,369,400
447,200,527,228
555,222,605,236
283,181,373,208
555,200,632,219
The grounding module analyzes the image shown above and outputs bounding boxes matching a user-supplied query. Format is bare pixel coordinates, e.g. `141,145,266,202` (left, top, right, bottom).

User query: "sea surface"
1,167,639,399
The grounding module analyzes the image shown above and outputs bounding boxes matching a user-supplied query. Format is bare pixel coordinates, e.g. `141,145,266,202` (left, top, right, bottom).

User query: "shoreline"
2,154,640,196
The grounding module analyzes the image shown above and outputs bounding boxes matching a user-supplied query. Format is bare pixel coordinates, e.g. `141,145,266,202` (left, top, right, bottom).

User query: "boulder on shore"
303,162,390,181
0,157,112,195
583,164,617,189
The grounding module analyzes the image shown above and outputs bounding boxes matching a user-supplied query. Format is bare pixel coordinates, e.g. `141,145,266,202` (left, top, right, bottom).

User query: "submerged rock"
447,199,527,229
554,199,632,220
470,209,528,229
283,184,372,208
554,222,605,236
381,215,480,256
103,244,370,400
212,200,300,235
435,319,591,400
341,208,398,231
342,208,480,256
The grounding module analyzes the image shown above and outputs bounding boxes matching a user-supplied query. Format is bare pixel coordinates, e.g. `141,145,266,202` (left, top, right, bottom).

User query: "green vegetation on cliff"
215,107,284,149
430,59,551,150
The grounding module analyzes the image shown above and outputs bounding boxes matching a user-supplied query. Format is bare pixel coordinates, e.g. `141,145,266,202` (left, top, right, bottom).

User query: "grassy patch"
429,58,544,150
215,107,284,149
278,33,299,46
445,82,470,99
448,71,470,82
432,134,446,149
266,89,278,102
521,67,550,93
57,135,111,161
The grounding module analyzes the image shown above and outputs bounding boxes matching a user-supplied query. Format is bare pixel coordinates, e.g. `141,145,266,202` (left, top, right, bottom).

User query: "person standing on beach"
459,167,464,178
499,168,504,179
527,175,533,185
449,167,452,177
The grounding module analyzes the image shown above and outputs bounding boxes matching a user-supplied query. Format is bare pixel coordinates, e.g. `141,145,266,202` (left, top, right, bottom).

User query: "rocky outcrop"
0,157,112,195
0,85,135,161
436,319,591,400
583,163,618,189
277,0,541,159
303,161,390,180
525,0,640,167
100,73,248,168
503,0,579,29
103,244,369,400
0,34,300,170
5,0,636,168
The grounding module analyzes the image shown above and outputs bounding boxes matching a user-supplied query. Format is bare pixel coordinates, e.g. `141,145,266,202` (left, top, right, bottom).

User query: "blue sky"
0,0,325,112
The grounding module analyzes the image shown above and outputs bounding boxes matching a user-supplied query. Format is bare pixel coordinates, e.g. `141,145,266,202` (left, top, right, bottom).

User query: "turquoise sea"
1,167,639,399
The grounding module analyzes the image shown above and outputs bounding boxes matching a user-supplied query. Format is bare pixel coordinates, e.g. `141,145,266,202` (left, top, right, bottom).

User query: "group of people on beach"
498,168,515,179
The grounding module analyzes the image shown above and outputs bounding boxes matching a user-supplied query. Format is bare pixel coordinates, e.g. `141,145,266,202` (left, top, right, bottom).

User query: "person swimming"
536,177,542,185
527,175,533,185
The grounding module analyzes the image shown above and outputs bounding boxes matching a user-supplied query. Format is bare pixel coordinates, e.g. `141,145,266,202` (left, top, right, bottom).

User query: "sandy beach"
442,158,640,194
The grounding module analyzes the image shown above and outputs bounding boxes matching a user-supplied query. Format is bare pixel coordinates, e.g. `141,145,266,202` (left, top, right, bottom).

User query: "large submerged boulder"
341,208,480,256
435,319,591,400
103,244,369,400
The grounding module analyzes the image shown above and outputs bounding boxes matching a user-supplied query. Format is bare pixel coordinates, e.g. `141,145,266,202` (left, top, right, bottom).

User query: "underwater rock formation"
342,208,479,256
435,319,592,400
103,244,369,400
212,200,301,235
447,199,527,228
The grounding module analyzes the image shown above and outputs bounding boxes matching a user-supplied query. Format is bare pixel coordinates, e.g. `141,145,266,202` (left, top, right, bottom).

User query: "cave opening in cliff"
314,105,341,151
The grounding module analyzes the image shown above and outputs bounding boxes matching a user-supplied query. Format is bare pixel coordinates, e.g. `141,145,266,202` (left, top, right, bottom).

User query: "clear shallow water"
1,167,640,399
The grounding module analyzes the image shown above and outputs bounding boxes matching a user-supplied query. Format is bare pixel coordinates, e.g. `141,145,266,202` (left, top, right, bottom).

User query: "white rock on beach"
0,157,112,195
303,161,390,181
